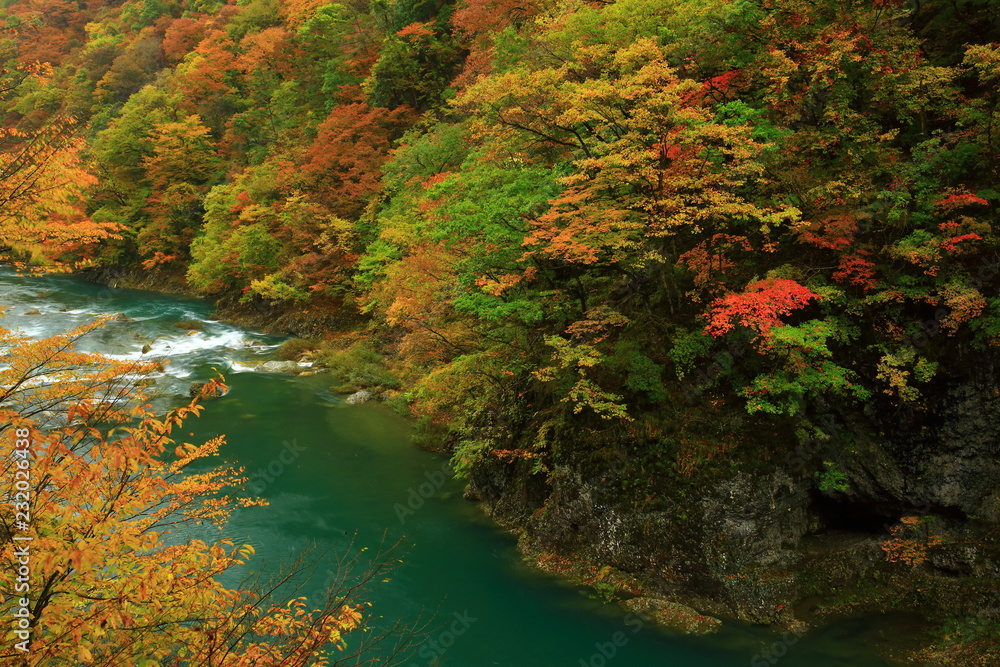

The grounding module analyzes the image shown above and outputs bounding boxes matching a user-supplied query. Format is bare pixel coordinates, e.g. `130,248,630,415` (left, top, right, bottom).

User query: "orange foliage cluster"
797,214,858,250
450,0,541,35
882,516,945,567
300,103,414,218
833,253,878,291
0,118,119,269
704,279,821,338
935,193,990,210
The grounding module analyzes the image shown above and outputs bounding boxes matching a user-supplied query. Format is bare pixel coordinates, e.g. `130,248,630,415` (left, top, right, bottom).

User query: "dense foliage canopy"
2,0,999,661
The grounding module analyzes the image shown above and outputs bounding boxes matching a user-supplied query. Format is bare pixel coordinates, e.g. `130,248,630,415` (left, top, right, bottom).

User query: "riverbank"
81,265,363,338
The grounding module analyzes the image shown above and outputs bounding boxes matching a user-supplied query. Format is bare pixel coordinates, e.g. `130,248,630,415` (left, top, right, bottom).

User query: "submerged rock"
229,359,309,373
345,390,372,405
623,598,722,635
172,319,205,331
24,309,40,315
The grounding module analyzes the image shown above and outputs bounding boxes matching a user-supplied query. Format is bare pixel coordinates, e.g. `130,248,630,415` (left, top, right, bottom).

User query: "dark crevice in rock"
808,493,899,534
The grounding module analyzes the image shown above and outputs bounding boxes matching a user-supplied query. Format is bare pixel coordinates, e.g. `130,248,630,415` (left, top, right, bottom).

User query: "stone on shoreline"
345,390,372,405
622,597,722,635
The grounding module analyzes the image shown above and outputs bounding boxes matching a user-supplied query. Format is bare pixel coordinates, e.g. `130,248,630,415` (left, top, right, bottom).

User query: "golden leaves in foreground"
0,320,365,666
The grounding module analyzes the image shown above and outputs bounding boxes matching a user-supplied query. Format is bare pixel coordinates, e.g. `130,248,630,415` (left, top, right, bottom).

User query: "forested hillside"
2,0,999,662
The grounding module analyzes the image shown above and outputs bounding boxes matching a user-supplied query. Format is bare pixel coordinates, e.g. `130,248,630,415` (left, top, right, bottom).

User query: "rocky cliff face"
466,455,813,626
838,379,1000,523
462,371,1000,657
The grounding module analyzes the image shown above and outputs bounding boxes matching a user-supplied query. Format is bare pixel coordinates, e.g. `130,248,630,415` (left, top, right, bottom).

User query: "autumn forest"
1,0,1000,663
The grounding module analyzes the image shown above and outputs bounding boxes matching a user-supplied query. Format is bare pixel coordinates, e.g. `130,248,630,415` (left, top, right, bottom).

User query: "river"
0,266,894,666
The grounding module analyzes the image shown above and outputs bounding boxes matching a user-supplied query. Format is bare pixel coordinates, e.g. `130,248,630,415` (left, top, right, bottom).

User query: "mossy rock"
274,337,315,360
622,597,722,635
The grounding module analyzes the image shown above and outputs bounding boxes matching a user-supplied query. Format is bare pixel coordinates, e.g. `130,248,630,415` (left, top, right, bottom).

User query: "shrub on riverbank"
315,341,402,392
275,337,315,360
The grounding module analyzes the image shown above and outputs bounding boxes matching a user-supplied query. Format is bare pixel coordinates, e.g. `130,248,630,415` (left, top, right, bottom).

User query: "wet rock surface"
345,390,373,405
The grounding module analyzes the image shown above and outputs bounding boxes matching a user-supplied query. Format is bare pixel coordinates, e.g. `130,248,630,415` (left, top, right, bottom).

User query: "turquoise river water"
0,267,895,666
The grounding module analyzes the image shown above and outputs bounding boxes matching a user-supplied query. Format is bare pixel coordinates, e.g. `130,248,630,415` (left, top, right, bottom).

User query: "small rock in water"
112,312,131,322
24,309,40,315
261,360,297,372
345,390,372,405
141,344,153,354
